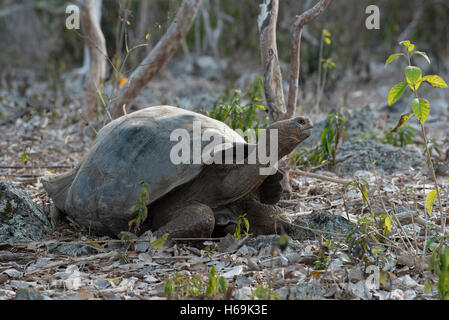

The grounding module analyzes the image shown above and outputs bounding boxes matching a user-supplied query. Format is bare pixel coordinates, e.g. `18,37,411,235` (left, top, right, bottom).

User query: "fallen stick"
294,169,352,185
25,251,116,276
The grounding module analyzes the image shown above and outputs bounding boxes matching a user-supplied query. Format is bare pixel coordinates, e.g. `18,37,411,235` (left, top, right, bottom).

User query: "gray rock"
0,180,51,242
281,282,327,300
10,280,36,289
14,288,44,300
247,235,303,254
50,244,99,257
3,269,23,279
93,279,110,289
289,210,356,241
233,287,252,300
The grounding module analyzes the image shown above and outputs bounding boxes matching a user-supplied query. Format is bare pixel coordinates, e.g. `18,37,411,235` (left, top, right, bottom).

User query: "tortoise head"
268,116,313,158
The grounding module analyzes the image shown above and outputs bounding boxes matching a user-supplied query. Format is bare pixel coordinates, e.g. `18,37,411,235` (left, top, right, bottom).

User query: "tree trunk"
80,0,107,121
258,0,332,193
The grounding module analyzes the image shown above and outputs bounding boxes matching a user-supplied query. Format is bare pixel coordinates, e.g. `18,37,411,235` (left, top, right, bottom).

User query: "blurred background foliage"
0,0,447,84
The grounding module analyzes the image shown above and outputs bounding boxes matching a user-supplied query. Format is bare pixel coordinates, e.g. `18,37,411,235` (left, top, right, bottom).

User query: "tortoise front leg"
258,170,283,205
237,194,289,235
151,202,215,238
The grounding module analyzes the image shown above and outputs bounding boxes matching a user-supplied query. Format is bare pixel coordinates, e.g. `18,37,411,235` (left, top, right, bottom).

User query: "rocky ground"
0,54,448,300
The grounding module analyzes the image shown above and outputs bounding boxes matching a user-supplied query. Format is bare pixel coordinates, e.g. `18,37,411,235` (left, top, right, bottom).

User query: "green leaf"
385,53,404,67
425,190,438,216
405,66,422,88
411,98,430,125
388,82,408,105
391,113,414,133
425,237,438,253
324,37,331,45
243,217,249,234
422,75,448,88
359,184,368,205
151,233,169,249
412,51,431,64
218,276,228,294
21,150,29,165
206,266,217,297
384,216,392,234
408,44,415,52
322,29,331,37
441,246,449,269
399,40,411,47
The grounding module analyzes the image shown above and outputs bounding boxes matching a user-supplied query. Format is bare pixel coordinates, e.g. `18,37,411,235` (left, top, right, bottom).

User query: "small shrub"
290,113,346,168
208,76,269,133
164,266,228,300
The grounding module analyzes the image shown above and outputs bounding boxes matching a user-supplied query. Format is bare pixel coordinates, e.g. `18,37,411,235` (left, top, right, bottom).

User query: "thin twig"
294,169,352,185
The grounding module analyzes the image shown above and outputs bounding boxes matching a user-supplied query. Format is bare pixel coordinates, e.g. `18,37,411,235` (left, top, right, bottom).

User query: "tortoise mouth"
303,126,313,136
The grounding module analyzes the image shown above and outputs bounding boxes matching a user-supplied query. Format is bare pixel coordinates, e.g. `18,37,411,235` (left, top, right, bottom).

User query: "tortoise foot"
238,195,289,235
152,202,215,238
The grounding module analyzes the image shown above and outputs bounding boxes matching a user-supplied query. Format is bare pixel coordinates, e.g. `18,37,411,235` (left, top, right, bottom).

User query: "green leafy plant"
164,266,228,300
313,240,335,270
429,245,449,299
164,273,205,299
205,265,228,298
151,233,169,250
385,40,448,234
381,124,416,147
251,283,281,300
208,76,269,134
233,214,250,240
21,147,30,165
290,113,346,168
128,181,150,232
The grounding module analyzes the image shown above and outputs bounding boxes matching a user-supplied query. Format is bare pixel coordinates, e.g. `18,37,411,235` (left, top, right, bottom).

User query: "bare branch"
286,0,332,119
111,0,202,119
80,0,107,121
258,0,286,123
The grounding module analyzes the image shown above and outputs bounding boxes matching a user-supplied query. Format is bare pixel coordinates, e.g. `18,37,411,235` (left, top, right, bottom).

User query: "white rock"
373,290,389,300
3,269,23,278
64,277,81,290
143,275,159,283
65,264,79,274
222,265,243,279
404,289,417,300
400,275,418,288
386,289,404,300
348,267,364,282
279,254,288,266
329,258,343,269
348,281,368,299
233,287,252,300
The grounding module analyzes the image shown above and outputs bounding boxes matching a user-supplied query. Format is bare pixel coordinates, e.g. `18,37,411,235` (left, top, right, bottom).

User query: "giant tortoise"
42,106,312,238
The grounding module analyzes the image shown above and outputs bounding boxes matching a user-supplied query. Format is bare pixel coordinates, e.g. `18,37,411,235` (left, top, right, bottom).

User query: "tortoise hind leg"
151,202,215,238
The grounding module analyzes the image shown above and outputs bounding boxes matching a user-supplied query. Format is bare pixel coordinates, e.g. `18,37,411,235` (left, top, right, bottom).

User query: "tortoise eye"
298,119,306,125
